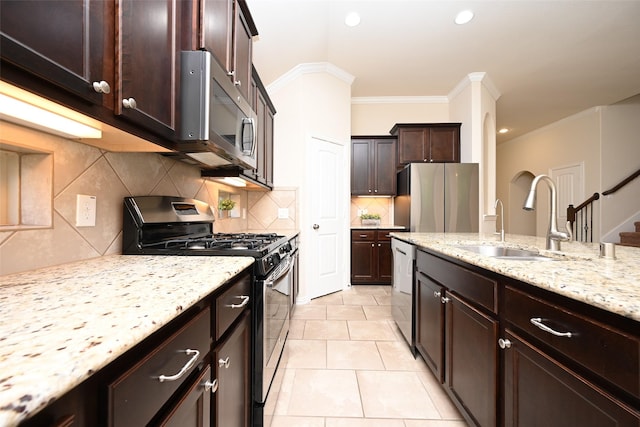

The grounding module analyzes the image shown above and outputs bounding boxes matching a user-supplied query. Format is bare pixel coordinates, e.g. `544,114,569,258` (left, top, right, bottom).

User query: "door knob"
313,224,319,230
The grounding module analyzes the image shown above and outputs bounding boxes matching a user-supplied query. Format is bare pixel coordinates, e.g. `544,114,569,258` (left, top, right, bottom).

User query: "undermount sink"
456,245,556,261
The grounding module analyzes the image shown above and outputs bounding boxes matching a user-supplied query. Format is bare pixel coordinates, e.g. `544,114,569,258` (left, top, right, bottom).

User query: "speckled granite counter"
390,232,640,323
351,225,406,230
0,255,254,427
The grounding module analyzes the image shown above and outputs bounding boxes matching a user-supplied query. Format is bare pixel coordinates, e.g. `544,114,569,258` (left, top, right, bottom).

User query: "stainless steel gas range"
122,196,294,426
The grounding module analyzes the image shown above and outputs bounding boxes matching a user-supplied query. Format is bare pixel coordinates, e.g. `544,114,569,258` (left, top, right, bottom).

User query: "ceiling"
246,0,640,143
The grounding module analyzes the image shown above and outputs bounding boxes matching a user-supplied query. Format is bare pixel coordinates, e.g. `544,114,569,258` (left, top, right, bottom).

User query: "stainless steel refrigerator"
391,163,478,351
394,163,479,232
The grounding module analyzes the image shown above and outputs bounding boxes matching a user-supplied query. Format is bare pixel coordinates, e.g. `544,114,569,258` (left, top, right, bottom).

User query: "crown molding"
448,72,501,101
267,62,355,94
351,96,448,105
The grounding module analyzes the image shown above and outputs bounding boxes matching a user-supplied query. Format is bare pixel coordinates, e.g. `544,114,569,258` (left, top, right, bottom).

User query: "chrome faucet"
494,198,505,242
523,174,572,251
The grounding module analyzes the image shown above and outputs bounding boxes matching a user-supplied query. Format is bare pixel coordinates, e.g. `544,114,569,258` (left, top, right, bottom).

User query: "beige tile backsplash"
350,197,393,226
0,123,297,275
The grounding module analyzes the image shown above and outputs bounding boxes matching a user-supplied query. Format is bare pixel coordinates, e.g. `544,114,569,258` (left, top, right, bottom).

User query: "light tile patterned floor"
268,285,469,427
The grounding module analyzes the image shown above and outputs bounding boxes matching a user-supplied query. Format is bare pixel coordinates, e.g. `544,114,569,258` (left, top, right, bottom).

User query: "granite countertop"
0,255,254,427
390,232,640,323
351,225,407,230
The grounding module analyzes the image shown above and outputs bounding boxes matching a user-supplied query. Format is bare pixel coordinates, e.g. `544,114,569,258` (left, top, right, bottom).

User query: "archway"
509,171,536,235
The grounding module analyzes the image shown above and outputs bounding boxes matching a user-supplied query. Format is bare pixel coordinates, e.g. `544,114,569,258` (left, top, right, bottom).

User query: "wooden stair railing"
566,167,639,243
602,168,640,196
567,193,599,242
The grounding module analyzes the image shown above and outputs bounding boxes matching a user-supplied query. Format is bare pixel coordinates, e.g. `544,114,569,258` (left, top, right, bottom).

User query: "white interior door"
307,137,346,300
550,163,584,226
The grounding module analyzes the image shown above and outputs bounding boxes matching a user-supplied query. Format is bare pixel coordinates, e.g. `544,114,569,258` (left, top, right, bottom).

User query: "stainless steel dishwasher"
391,238,416,355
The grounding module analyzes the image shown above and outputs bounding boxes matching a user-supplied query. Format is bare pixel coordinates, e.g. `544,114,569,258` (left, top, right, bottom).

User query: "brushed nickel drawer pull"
530,317,572,338
157,349,200,382
226,295,249,309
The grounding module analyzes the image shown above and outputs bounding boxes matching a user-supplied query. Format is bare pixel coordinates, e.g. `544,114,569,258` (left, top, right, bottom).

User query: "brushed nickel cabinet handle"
157,349,199,382
530,317,573,338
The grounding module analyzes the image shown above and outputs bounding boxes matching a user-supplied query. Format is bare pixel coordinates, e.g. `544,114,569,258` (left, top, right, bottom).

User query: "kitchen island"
391,232,640,322
0,255,254,426
390,232,640,427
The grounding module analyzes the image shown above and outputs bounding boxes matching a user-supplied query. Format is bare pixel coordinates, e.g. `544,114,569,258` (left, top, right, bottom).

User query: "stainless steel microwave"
179,50,257,170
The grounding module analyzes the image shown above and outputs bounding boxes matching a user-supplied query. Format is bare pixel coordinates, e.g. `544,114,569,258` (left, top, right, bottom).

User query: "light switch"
76,194,96,227
278,208,289,219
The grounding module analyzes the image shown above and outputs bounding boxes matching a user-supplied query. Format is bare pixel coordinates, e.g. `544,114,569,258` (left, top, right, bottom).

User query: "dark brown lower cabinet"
158,365,212,427
214,311,251,427
351,229,394,284
416,271,445,382
415,249,498,427
502,329,640,427
445,293,498,427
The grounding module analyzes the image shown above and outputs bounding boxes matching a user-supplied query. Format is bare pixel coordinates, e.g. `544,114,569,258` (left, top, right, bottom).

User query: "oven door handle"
266,255,293,284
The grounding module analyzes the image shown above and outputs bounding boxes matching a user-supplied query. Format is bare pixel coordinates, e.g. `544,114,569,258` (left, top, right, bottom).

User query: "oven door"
255,255,291,403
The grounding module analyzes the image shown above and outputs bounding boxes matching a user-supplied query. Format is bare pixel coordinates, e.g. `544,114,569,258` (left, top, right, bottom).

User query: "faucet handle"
565,221,573,242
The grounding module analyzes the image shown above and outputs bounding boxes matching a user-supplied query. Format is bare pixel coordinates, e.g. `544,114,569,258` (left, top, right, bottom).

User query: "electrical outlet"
76,195,96,227
278,208,289,219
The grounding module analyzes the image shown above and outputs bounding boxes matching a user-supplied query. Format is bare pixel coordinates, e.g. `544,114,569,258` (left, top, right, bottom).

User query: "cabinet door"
373,139,397,195
445,293,498,427
351,240,376,283
0,0,111,106
254,88,267,182
376,231,393,283
429,126,460,162
200,0,233,71
351,140,373,195
116,0,178,139
397,127,427,165
416,271,445,382
158,366,212,427
502,329,640,427
265,107,274,186
214,312,250,427
232,4,252,102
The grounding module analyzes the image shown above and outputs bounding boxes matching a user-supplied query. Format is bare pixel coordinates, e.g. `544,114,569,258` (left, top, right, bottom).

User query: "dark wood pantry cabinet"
391,123,461,166
351,136,397,196
351,229,393,284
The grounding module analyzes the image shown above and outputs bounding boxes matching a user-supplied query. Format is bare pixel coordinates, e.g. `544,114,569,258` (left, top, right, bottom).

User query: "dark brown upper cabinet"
351,136,397,196
390,123,461,167
0,0,113,107
115,0,181,140
199,0,258,103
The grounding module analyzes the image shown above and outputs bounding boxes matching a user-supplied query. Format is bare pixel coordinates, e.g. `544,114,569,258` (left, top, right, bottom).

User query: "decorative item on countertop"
218,198,236,218
360,213,381,226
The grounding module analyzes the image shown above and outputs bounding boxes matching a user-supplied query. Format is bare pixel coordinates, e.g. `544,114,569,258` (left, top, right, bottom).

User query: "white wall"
351,99,449,135
269,63,352,303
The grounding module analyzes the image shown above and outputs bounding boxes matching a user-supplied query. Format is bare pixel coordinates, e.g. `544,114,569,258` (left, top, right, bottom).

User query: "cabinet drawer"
351,230,375,241
376,230,393,241
215,271,252,341
108,307,210,427
417,250,497,313
505,286,640,399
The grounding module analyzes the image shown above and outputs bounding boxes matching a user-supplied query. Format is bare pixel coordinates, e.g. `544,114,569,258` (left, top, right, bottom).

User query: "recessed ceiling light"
455,10,474,25
498,128,510,134
345,12,361,27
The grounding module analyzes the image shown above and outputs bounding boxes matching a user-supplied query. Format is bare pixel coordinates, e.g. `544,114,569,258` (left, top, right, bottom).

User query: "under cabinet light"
0,84,102,139
218,177,247,188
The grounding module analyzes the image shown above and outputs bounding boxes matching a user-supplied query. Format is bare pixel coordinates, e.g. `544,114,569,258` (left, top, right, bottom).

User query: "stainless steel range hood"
179,50,257,171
